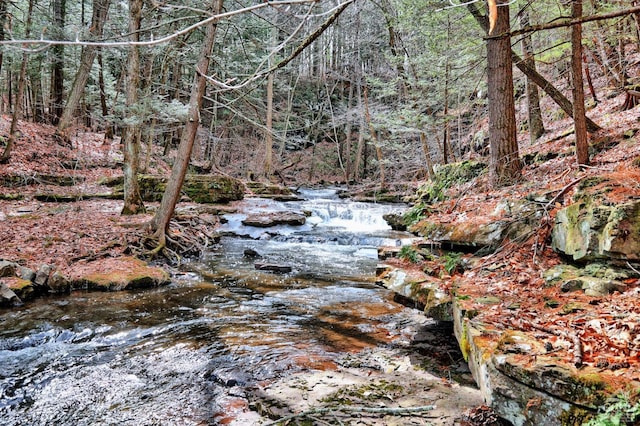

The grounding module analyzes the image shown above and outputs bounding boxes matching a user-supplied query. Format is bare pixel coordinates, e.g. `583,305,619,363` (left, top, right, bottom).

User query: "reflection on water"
0,189,417,425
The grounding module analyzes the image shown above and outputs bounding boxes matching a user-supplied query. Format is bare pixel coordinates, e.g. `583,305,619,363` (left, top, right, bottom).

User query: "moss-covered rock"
106,174,245,203
414,161,487,204
552,198,640,262
376,265,452,321
70,257,170,291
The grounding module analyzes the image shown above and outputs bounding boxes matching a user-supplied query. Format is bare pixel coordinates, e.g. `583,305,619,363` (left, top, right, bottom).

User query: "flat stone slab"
242,211,306,227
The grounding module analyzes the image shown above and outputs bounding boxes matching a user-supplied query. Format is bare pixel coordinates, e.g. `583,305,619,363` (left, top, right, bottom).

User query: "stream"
0,189,480,425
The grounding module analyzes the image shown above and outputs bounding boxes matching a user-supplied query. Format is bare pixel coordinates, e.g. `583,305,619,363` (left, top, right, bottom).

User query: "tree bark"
487,0,520,187
363,85,385,188
50,0,66,124
1,0,33,163
121,0,145,215
467,2,601,133
573,0,589,166
520,9,545,143
149,0,224,241
55,0,111,143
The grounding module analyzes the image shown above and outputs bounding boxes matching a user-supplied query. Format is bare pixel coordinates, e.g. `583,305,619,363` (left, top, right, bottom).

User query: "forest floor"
1,85,640,422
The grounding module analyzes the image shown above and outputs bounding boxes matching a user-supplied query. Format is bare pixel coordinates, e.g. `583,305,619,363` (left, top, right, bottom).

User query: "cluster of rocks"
0,261,68,307
0,257,170,307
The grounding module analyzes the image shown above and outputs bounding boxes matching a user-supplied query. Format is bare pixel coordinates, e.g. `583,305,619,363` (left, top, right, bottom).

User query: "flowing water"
0,189,469,425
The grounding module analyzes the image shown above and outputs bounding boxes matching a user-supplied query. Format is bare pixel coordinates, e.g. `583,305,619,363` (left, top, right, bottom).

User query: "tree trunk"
420,132,435,180
363,85,385,188
264,25,277,178
487,0,521,187
55,0,111,143
97,51,113,141
121,0,145,215
520,9,545,143
149,0,223,242
467,2,601,133
1,0,33,163
50,0,66,124
572,0,589,166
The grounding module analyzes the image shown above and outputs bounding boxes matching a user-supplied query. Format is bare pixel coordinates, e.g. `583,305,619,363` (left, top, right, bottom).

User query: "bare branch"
490,5,640,39
0,0,319,51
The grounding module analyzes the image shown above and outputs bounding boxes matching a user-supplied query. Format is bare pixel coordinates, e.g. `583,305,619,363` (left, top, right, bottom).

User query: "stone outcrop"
245,181,302,201
378,186,640,425
552,198,640,262
377,265,452,321
408,199,544,252
103,174,245,203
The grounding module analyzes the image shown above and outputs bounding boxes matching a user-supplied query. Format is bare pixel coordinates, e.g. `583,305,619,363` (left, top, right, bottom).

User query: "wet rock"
242,212,306,228
245,182,302,201
376,265,452,321
0,282,22,307
255,263,292,274
243,249,261,258
383,213,407,231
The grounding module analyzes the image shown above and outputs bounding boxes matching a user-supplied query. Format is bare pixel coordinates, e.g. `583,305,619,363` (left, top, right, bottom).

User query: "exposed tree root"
128,213,220,265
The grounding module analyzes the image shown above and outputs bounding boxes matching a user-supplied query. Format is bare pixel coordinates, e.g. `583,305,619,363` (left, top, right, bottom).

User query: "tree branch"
489,6,640,39
0,0,319,51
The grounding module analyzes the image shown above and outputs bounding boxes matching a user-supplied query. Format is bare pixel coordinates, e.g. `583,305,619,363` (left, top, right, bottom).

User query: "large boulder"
552,198,640,262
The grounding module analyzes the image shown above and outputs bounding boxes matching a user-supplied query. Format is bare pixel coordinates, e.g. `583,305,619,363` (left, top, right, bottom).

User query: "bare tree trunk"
520,8,545,143
55,0,111,143
264,26,277,178
420,132,435,180
467,2,601,133
363,85,385,188
487,0,520,187
97,51,113,141
50,0,66,124
149,0,223,244
1,0,33,163
121,0,145,215
573,0,589,166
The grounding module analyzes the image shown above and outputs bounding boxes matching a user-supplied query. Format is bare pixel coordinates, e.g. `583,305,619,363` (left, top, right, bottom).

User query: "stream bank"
377,160,640,426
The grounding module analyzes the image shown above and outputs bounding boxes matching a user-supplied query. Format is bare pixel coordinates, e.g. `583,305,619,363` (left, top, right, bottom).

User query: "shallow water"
0,189,437,425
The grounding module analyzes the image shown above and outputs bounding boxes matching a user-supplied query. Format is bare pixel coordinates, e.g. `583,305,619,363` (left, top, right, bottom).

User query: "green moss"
559,406,592,426
416,161,487,204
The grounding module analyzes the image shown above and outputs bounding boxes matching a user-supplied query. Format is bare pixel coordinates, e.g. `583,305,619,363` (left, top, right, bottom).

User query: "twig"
544,175,586,211
528,321,583,367
263,405,436,426
626,261,640,276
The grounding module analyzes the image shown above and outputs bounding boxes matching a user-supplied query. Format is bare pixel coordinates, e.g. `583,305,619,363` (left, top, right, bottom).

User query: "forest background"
0,0,639,252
